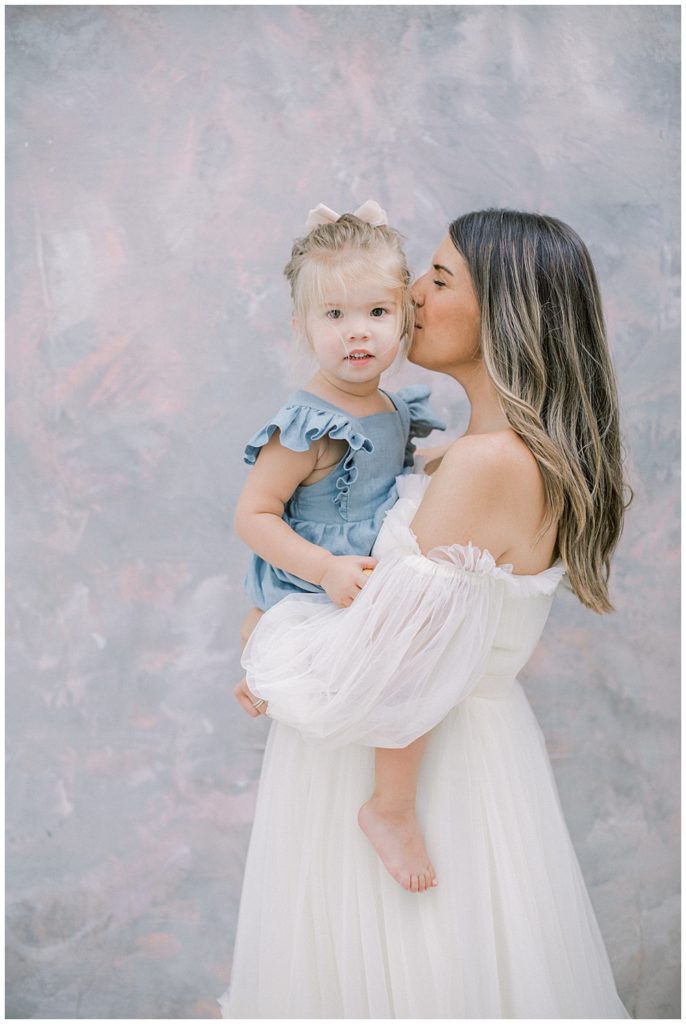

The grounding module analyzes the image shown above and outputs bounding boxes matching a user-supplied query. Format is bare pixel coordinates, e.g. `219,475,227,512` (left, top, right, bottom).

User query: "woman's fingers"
234,677,268,717
234,680,259,717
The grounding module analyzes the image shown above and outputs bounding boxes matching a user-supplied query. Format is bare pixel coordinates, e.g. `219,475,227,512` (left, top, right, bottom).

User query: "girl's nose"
347,320,370,340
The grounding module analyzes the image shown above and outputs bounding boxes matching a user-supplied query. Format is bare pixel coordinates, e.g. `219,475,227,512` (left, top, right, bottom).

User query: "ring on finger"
251,698,266,710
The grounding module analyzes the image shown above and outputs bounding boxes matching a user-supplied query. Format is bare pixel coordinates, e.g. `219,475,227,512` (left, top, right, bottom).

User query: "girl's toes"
410,874,419,893
417,873,426,893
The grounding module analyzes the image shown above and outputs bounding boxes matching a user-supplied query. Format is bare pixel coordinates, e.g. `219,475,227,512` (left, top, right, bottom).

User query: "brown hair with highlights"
449,208,633,613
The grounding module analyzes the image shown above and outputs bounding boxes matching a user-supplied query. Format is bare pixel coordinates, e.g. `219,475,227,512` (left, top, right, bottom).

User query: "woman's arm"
237,539,510,744
235,432,561,738
234,432,376,605
236,442,519,741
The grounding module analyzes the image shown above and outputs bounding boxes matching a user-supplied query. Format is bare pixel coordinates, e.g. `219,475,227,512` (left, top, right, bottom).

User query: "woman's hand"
234,676,269,717
319,554,378,607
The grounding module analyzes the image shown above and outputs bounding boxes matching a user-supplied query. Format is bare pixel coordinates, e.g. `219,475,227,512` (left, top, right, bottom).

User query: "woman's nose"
410,279,424,309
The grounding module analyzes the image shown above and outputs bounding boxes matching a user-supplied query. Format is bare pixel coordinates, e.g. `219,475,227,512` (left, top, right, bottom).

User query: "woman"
219,209,631,1018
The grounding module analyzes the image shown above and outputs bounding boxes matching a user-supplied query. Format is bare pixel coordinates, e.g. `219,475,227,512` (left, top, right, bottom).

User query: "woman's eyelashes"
432,279,446,288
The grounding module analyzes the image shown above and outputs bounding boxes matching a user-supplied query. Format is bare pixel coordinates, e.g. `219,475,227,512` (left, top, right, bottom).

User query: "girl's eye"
326,309,343,320
433,279,446,288
370,307,387,317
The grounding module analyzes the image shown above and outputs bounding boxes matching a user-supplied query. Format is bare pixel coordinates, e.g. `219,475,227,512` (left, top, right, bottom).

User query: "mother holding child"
218,201,631,1018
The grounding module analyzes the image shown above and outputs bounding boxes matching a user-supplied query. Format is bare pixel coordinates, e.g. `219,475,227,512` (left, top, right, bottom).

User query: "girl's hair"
283,213,414,353
448,208,632,614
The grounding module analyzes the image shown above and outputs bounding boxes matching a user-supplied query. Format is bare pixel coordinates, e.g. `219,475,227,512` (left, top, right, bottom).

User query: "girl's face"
409,236,481,374
302,281,403,386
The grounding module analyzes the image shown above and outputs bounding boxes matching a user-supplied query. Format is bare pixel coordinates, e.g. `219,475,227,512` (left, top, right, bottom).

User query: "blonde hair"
283,213,414,353
449,209,633,614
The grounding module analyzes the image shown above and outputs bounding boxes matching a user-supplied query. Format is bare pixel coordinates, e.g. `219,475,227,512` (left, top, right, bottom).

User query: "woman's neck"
453,360,511,435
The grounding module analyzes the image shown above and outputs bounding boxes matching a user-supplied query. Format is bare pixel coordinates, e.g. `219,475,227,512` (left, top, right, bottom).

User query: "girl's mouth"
346,351,373,363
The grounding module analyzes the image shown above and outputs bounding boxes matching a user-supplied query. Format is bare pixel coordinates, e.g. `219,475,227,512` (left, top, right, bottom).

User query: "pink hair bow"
304,199,388,232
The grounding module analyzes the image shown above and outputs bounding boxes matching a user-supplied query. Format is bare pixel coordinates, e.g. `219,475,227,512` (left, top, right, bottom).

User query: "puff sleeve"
242,542,514,749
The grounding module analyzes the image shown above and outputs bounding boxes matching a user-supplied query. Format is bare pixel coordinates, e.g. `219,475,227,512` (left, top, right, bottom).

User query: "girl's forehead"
305,263,402,301
317,281,399,302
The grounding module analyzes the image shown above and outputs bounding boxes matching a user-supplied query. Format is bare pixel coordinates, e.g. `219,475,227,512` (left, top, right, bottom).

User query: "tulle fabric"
244,545,509,748
219,687,629,1019
219,474,630,1018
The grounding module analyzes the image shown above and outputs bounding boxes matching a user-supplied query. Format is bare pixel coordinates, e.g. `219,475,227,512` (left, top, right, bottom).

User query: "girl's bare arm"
234,432,375,603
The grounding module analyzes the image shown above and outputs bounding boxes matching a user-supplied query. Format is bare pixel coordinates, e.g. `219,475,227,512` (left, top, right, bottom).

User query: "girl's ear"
292,314,308,344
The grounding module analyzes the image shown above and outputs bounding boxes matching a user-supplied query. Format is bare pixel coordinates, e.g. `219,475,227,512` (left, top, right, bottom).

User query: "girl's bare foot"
358,796,438,892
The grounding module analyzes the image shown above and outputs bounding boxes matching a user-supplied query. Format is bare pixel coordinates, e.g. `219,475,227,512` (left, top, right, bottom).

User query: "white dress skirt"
218,474,630,1019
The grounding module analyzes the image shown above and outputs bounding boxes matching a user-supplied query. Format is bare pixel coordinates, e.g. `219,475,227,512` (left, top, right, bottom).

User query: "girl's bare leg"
235,607,264,701
358,734,437,893
240,606,264,649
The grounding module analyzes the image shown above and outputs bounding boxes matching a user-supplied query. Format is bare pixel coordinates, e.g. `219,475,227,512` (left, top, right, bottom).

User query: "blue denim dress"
243,385,446,610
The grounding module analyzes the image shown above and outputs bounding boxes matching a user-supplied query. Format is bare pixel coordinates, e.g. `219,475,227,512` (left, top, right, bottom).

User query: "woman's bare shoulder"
411,429,548,561
439,429,542,489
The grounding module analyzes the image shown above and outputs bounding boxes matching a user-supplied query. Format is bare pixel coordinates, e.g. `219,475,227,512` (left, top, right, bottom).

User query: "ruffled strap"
332,444,364,509
392,384,446,467
244,402,373,466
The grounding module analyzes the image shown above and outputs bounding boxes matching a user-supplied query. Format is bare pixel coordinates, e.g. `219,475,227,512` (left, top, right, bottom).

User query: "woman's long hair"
449,209,632,613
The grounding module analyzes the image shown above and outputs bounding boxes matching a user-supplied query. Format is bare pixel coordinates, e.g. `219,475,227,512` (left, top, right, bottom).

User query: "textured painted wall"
6,5,679,1019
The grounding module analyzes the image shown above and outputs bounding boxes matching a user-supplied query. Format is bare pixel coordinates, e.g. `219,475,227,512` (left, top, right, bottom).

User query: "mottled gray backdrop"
6,5,679,1019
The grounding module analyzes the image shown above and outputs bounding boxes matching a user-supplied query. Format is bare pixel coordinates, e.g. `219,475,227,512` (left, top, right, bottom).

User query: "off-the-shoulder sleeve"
394,384,447,468
244,403,373,466
242,543,511,748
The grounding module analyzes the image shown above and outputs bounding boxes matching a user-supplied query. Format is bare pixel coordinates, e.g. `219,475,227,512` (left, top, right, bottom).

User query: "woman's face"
409,235,481,373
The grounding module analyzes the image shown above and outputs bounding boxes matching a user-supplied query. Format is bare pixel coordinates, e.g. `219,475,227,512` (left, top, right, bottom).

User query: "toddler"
234,200,445,892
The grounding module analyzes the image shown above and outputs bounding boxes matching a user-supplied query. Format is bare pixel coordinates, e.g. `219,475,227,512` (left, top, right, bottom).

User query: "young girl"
234,200,445,892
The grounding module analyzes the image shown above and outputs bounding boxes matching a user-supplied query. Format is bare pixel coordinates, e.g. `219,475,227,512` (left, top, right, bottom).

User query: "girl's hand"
319,554,378,607
234,676,269,717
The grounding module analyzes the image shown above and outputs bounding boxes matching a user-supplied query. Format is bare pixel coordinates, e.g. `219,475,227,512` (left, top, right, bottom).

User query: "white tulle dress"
218,474,630,1019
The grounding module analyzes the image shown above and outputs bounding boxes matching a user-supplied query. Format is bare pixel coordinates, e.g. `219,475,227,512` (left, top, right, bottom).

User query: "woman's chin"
408,348,433,370
407,338,423,366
